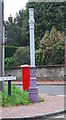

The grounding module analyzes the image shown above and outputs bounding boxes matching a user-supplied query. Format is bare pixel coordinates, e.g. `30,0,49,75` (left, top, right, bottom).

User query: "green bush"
5,46,18,58
44,48,64,65
0,85,31,106
5,57,15,68
13,46,30,67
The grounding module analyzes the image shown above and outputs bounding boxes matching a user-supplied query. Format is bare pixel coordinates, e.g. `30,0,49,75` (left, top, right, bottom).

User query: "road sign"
0,76,16,81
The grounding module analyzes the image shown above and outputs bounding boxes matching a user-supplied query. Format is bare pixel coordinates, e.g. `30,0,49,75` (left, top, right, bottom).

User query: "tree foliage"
5,2,65,66
13,46,30,67
40,26,64,50
36,26,64,65
5,2,65,47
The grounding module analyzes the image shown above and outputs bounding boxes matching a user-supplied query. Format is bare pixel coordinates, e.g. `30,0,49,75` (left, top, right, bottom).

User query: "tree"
26,2,65,48
5,2,65,48
5,19,21,46
13,46,30,67
5,9,29,46
39,26,64,65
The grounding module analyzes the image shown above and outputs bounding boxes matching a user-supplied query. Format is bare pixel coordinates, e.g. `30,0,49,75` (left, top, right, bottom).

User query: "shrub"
5,46,18,58
1,85,31,106
5,57,15,68
35,49,45,66
44,48,64,65
13,46,30,67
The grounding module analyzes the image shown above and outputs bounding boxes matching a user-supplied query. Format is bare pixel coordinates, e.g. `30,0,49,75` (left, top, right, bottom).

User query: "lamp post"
29,8,39,103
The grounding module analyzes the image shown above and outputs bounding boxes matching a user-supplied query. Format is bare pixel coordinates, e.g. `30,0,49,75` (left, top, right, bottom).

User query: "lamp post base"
29,66,39,103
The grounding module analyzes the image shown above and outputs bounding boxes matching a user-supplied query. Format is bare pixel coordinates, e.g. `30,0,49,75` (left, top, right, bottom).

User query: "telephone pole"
0,0,4,91
0,0,2,91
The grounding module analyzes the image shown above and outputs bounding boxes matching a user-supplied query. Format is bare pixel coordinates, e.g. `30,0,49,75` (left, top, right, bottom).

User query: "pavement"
0,80,66,119
11,80,66,85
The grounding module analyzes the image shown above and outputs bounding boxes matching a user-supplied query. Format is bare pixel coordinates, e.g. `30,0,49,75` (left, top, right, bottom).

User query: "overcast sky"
4,0,28,21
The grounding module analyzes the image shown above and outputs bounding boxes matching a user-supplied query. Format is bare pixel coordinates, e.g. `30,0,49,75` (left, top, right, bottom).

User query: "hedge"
5,46,18,58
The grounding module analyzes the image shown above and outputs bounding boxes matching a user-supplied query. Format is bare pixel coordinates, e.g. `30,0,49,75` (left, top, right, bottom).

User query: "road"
17,84,66,96
37,84,65,96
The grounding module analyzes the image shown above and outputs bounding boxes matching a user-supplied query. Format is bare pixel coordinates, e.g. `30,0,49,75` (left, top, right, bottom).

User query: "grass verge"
0,84,45,107
0,84,31,107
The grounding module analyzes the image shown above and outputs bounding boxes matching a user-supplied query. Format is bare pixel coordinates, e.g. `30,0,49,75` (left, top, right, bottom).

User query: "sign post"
0,76,16,96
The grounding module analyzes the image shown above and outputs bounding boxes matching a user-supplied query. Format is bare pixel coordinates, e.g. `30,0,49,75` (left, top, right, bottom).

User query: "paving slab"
1,80,66,119
4,80,65,86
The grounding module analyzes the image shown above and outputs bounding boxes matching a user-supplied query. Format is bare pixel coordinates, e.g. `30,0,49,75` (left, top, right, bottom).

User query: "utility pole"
0,0,4,92
0,0,2,91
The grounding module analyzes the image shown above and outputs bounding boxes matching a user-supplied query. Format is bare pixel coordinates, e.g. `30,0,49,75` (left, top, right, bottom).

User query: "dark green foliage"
35,49,44,65
4,2,65,66
13,46,30,67
26,2,65,47
5,2,65,47
44,48,64,65
5,9,29,47
5,46,18,58
35,48,64,66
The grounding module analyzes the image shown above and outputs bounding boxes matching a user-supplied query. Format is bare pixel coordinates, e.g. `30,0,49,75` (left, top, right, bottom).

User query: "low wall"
5,65,64,81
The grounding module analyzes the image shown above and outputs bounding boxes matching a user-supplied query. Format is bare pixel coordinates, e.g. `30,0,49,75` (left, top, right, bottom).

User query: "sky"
4,0,28,21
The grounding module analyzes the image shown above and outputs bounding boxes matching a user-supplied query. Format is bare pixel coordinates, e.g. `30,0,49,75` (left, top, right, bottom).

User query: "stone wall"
36,65,64,80
5,65,64,81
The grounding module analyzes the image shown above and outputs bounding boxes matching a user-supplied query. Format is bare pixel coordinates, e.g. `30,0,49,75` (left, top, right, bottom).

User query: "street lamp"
29,8,39,103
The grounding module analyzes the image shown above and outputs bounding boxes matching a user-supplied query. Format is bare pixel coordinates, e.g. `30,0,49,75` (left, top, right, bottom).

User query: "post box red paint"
20,65,30,90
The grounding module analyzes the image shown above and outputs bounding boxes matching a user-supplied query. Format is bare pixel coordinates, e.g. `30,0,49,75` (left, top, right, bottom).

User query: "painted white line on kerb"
57,95,66,97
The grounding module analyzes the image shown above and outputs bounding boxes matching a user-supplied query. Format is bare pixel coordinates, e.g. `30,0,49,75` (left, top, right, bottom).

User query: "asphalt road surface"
37,85,65,96
17,84,66,96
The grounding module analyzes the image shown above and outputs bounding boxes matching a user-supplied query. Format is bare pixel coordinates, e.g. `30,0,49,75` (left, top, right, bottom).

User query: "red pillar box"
20,65,30,90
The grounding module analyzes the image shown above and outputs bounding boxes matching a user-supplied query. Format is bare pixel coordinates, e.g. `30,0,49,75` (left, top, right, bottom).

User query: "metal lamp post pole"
29,8,39,103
